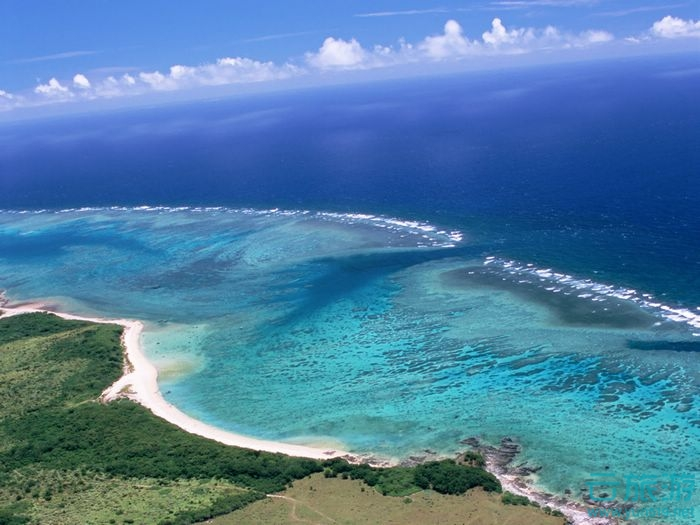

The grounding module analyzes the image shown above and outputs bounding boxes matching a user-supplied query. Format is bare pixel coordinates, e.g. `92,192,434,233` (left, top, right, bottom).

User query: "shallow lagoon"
1,208,698,521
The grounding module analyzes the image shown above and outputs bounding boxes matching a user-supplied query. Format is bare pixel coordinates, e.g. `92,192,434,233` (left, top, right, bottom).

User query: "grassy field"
0,312,565,525
216,473,566,525
1,469,252,525
0,313,317,525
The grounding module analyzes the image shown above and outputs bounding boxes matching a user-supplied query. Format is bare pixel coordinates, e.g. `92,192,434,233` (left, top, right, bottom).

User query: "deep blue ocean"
1,53,699,522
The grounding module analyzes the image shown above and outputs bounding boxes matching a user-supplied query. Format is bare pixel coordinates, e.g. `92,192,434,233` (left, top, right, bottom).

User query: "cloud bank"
305,18,614,66
0,14,691,112
136,58,299,91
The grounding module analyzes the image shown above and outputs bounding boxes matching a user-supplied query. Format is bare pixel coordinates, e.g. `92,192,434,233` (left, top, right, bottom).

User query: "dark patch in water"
137,256,234,290
272,247,470,327
0,222,151,260
627,340,700,353
442,266,655,329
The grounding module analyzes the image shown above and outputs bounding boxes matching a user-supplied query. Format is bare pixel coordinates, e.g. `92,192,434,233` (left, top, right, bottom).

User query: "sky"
1,0,699,115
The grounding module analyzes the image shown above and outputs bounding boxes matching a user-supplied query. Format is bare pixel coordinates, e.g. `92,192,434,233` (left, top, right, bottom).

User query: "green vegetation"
0,470,255,525
0,313,564,525
414,459,502,494
501,490,533,506
3,401,321,492
0,314,123,419
544,506,566,518
321,457,501,497
0,313,320,524
322,459,419,496
461,450,487,467
499,491,564,517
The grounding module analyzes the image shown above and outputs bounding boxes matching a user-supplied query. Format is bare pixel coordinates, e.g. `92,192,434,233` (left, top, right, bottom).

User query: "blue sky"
1,0,698,113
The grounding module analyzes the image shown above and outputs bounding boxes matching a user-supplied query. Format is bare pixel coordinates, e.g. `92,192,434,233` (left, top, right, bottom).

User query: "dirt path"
267,494,338,525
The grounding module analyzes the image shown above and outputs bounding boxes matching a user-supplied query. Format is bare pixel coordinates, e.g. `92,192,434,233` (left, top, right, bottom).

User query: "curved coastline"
0,299,612,525
0,301,351,462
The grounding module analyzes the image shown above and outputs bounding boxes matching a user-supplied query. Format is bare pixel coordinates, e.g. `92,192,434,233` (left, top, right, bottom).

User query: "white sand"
0,303,350,461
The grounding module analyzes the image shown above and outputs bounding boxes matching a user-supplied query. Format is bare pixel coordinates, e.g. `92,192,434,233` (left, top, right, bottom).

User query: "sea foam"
483,257,700,333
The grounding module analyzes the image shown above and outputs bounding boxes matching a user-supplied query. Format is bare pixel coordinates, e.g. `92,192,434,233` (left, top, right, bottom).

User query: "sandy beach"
0,301,350,461
0,299,611,524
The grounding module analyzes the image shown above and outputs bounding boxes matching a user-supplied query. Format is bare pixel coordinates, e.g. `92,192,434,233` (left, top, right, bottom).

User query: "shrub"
461,451,486,468
0,508,29,525
501,491,531,506
414,460,501,495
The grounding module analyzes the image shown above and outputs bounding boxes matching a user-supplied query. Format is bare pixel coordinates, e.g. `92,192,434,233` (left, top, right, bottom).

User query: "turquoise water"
1,55,698,522
1,208,698,520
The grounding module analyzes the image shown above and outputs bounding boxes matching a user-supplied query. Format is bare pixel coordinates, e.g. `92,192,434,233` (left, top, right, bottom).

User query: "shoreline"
0,300,354,462
487,461,615,525
0,299,611,524
466,437,616,525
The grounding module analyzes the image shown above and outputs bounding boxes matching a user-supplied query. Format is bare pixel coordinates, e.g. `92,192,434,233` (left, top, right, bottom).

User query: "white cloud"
94,74,140,98
34,78,73,98
651,16,700,39
596,4,687,17
482,18,535,48
306,36,419,70
139,58,300,90
10,50,98,65
421,20,475,58
538,26,613,48
0,89,14,100
17,17,620,111
210,57,298,83
29,58,300,105
138,71,168,89
307,37,367,68
355,9,449,18
420,18,612,59
491,0,596,6
581,30,614,44
73,74,91,89
243,30,319,43
306,18,614,68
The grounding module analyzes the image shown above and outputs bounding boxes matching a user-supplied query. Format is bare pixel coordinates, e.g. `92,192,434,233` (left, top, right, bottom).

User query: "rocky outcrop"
460,436,623,525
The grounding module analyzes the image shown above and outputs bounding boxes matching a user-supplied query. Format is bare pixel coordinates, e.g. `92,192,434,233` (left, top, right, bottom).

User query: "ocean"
1,53,699,522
